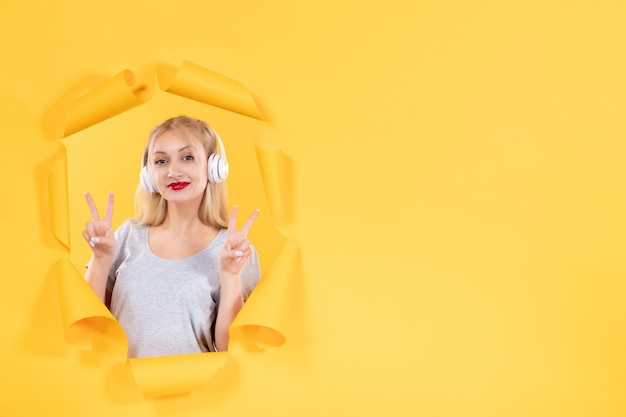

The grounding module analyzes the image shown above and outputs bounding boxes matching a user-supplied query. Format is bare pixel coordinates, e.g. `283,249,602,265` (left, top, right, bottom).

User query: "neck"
162,202,204,233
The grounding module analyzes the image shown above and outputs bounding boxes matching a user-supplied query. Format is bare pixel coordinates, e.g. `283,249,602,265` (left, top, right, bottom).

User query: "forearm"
214,273,244,351
84,256,113,303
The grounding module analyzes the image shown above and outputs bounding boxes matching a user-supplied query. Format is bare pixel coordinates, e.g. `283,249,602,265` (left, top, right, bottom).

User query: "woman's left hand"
220,206,259,276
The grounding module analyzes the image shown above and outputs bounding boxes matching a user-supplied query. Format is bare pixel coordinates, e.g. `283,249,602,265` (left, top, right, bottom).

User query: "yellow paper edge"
254,143,294,235
157,60,265,121
230,240,299,350
128,352,229,397
56,258,127,354
64,70,149,137
48,153,70,248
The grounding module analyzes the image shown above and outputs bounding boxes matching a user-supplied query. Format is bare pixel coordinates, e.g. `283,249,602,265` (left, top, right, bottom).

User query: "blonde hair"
132,115,229,228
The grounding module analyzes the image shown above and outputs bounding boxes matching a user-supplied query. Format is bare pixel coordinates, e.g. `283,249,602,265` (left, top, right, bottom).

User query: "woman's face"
149,129,209,206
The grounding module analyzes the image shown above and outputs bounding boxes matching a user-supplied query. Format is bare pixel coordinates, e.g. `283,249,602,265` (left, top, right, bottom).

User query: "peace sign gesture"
220,206,259,276
82,191,116,260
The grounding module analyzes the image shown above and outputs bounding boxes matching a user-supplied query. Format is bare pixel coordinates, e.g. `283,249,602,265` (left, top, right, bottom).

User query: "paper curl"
255,144,294,234
230,240,299,350
128,352,230,397
157,60,265,121
48,155,70,248
52,60,299,397
56,258,127,356
64,70,149,137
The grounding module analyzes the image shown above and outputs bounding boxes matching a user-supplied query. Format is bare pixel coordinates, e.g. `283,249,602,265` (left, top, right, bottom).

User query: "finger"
232,248,252,263
232,242,252,256
227,205,238,235
235,242,253,255
85,221,97,238
239,209,260,237
84,191,101,221
103,191,114,224
82,230,95,247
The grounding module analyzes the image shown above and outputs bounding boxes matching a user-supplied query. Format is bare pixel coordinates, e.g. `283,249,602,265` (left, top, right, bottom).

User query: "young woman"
82,115,260,358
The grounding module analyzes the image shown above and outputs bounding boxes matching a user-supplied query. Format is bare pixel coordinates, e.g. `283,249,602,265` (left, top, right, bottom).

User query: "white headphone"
139,127,229,193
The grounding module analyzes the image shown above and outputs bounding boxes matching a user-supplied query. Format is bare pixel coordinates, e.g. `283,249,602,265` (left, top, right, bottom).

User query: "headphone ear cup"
140,165,158,193
208,153,229,184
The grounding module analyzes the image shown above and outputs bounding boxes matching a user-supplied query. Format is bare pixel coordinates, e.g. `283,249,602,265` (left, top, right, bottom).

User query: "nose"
168,160,182,178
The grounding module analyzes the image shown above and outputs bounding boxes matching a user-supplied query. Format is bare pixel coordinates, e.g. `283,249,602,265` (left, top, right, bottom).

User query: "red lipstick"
168,182,190,190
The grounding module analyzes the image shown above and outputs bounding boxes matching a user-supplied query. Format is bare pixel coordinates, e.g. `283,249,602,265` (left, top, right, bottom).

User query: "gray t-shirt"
107,221,260,358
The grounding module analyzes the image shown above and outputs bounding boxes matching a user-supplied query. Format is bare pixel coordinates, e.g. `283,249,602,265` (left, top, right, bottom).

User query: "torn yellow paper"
128,352,229,397
56,258,127,354
53,60,298,397
157,60,264,121
64,70,149,137
255,144,294,234
230,240,299,350
48,155,70,248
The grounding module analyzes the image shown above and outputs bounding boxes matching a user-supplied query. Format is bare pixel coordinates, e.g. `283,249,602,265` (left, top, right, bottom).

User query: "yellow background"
1,0,625,416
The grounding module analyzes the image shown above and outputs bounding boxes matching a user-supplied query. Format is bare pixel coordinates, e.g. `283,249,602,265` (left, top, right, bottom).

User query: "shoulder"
204,227,228,250
215,227,228,241
115,220,148,245
115,220,140,235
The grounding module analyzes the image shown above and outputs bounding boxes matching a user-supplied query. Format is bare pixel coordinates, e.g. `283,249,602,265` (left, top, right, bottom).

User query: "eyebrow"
152,145,192,156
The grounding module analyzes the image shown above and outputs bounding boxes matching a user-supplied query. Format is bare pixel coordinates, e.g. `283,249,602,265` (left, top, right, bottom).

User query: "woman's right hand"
82,191,116,260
